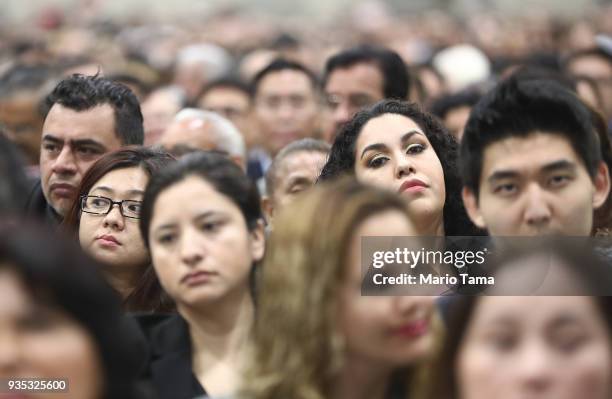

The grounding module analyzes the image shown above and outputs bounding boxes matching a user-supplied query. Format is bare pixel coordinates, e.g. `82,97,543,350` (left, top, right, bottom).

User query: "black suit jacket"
135,314,206,399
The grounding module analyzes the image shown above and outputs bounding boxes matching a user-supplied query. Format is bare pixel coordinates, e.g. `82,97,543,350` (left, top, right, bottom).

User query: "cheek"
78,217,95,246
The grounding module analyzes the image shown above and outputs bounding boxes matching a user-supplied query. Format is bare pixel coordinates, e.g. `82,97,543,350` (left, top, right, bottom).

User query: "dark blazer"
23,180,62,226
134,314,206,399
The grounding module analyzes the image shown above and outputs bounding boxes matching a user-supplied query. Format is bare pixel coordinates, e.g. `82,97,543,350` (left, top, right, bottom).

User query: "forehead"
276,151,328,179
257,69,314,95
480,133,584,177
357,113,425,149
325,62,384,98
151,176,240,223
42,103,117,143
90,166,149,192
200,87,250,106
472,296,600,324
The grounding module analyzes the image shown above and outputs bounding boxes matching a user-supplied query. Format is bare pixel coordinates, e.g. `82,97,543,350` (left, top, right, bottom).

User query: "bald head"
160,108,246,166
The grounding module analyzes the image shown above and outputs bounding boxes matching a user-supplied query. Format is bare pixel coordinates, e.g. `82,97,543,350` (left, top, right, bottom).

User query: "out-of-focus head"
245,179,438,399
0,225,146,399
262,138,330,223
320,99,477,236
252,58,321,156
460,76,610,236
0,64,52,165
40,74,144,217
432,45,491,94
0,133,29,221
140,152,264,309
563,48,612,117
160,108,246,167
429,89,482,141
323,45,410,138
141,85,187,146
173,43,233,103
430,242,612,399
197,77,256,148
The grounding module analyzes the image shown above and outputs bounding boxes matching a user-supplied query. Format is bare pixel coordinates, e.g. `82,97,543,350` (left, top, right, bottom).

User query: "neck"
102,266,143,299
414,212,445,237
333,356,393,399
180,288,254,365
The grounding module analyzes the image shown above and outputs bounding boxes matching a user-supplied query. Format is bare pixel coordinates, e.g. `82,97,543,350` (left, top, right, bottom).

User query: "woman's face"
457,296,612,399
148,176,265,307
0,267,103,399
354,114,446,227
79,166,149,269
339,210,436,367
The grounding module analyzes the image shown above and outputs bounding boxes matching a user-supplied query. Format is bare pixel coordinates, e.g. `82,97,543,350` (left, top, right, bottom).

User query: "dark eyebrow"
487,170,520,184
42,134,63,144
400,130,423,146
541,160,577,174
359,130,422,160
70,139,107,150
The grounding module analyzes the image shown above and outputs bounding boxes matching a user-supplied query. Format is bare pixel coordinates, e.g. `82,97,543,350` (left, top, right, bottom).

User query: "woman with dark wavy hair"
319,99,481,236
63,147,175,313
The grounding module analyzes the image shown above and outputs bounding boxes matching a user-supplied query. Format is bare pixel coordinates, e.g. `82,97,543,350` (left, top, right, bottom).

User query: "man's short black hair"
460,75,602,196
322,45,410,100
252,59,318,96
429,89,482,120
200,76,254,100
43,74,144,145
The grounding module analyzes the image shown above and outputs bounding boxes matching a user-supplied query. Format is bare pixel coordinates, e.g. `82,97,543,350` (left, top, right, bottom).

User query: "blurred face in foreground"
457,296,612,399
0,267,103,399
339,210,436,367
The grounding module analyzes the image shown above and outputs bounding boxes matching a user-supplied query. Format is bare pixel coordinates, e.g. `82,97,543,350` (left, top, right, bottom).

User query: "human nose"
395,153,416,179
179,228,204,268
516,341,554,394
51,146,77,176
332,101,352,128
523,184,552,229
102,203,126,230
393,295,432,317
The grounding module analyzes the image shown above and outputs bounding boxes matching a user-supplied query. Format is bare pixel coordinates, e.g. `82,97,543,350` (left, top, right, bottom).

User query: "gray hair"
173,108,246,158
265,138,331,196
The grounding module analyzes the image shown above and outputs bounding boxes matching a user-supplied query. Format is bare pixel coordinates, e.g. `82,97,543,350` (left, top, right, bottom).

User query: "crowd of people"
1,2,612,398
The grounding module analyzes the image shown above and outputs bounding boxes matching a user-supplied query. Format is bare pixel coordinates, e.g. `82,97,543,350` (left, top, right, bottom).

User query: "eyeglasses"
80,195,143,219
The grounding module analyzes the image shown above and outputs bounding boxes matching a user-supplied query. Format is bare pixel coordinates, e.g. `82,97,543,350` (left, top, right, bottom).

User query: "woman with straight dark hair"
319,99,481,236
138,152,265,399
64,147,175,312
0,223,148,399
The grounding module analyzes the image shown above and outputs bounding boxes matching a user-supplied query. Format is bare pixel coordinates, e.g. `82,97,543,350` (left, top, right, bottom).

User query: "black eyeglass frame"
80,195,143,219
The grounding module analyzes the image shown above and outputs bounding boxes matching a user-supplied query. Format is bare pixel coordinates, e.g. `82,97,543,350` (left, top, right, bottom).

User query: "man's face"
324,62,385,139
253,69,320,155
40,104,122,217
0,92,44,165
270,150,328,212
462,132,610,236
198,87,254,147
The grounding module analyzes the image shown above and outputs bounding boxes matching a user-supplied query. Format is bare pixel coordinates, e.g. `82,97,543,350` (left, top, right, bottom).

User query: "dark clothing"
134,313,206,399
23,180,62,226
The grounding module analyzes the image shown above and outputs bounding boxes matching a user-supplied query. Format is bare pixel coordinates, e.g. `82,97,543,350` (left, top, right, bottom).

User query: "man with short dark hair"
322,45,410,139
252,58,321,157
25,74,144,224
262,138,330,224
460,75,610,236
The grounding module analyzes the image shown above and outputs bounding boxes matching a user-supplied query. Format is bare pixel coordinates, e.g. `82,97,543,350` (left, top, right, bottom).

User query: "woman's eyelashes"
365,143,427,169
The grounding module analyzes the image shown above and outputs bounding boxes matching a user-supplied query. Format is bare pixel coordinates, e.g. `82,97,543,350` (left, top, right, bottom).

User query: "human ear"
593,161,611,209
462,186,486,229
249,219,266,262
